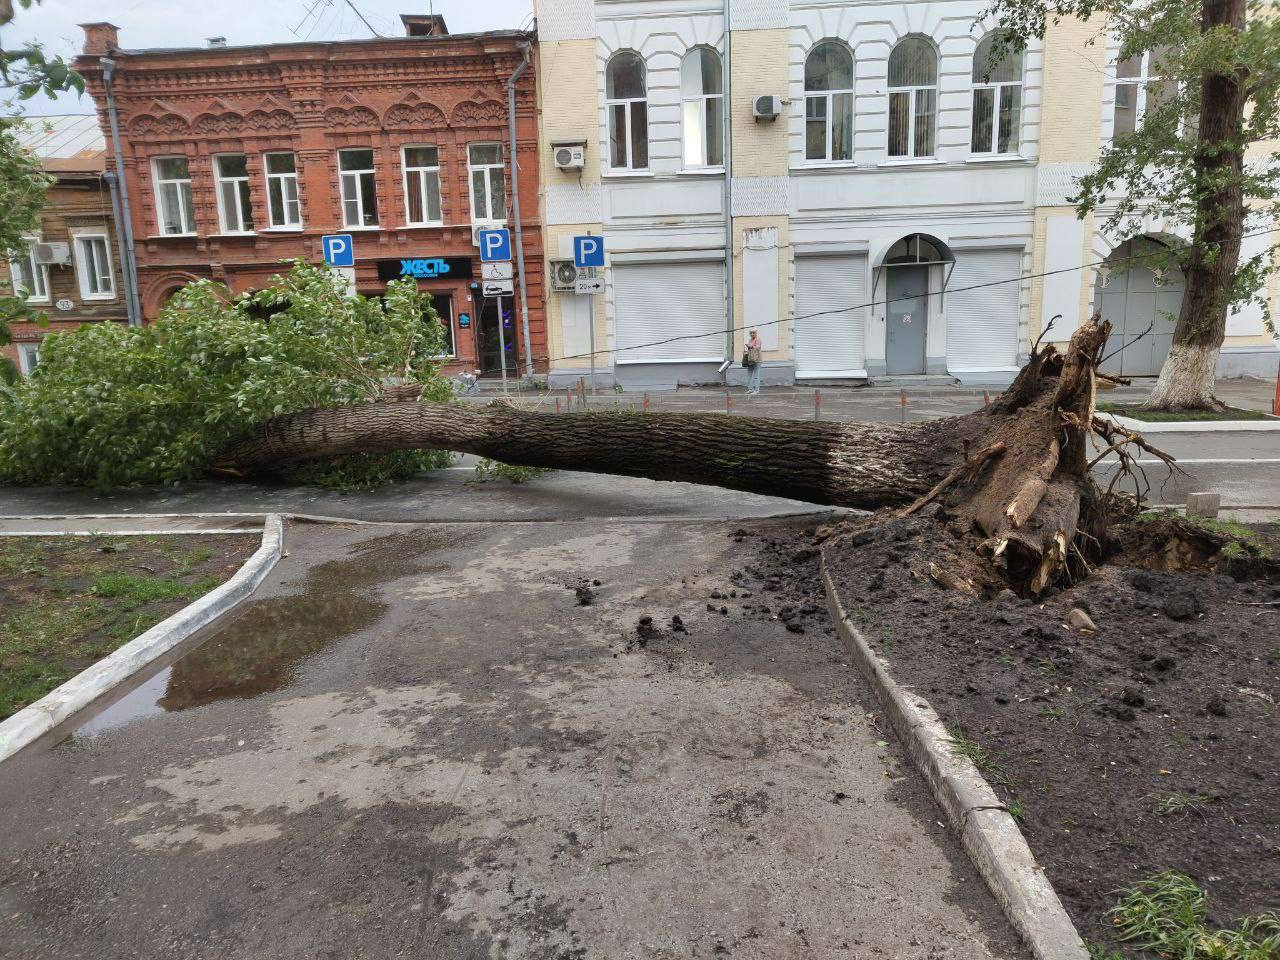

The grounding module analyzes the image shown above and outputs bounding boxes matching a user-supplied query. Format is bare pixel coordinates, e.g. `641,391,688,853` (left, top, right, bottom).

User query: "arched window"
1113,45,1176,136
887,36,938,158
606,51,648,170
804,41,854,162
681,47,724,167
971,32,1023,155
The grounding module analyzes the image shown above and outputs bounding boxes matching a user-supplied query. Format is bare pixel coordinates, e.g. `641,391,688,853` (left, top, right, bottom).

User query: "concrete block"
1186,492,1221,518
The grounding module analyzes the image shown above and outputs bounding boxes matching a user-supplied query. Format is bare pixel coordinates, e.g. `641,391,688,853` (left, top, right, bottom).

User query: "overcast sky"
3,0,535,115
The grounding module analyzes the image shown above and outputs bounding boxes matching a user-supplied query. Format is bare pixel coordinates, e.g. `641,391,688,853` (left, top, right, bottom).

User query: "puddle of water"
74,529,452,736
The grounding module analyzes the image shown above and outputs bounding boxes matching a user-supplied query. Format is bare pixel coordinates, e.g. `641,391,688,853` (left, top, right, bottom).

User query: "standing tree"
983,0,1279,410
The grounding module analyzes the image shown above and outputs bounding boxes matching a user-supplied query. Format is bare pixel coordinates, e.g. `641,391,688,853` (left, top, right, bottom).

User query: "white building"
534,0,1279,390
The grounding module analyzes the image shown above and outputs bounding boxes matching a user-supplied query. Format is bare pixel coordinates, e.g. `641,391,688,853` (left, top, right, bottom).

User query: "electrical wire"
546,225,1280,365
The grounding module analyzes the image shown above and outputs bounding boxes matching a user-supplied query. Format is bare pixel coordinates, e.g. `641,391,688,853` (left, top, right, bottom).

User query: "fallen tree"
218,316,1171,596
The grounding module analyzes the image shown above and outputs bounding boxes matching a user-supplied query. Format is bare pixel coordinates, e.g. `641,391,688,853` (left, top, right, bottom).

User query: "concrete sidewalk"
0,517,1027,959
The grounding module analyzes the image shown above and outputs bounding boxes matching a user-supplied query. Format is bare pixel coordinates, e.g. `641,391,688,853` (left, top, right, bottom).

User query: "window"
72,233,114,300
403,146,443,225
7,241,48,303
214,154,254,234
467,143,506,223
153,156,196,235
1114,45,1176,136
427,294,455,357
681,47,724,168
888,37,938,158
971,33,1023,155
805,41,854,162
338,148,379,227
264,152,301,228
17,343,40,376
606,51,648,171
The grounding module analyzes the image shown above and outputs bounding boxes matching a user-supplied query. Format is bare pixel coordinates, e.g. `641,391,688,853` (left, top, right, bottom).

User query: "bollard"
900,389,909,424
983,390,991,407
1186,492,1221,519
814,389,822,421
555,397,561,414
643,391,650,413
566,387,573,411
726,390,733,415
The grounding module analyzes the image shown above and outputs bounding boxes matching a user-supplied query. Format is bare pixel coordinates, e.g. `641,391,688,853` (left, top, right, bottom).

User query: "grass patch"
1150,791,1213,818
0,535,245,720
471,458,554,484
1097,401,1274,423
1107,871,1280,959
945,726,1012,789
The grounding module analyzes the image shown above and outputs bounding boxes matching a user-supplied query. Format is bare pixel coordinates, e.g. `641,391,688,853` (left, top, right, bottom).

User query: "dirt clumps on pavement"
807,508,1279,951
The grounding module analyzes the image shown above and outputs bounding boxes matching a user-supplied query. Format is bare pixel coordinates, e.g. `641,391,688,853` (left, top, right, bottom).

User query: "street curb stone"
0,514,285,766
821,557,1088,960
1100,411,1280,433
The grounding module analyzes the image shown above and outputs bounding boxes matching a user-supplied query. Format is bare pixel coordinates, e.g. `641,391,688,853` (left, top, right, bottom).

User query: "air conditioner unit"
470,223,506,247
33,242,71,266
549,259,579,293
752,95,783,121
553,144,585,170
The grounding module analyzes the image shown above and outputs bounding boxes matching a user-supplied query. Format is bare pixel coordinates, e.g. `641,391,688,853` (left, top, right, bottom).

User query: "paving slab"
0,518,1027,959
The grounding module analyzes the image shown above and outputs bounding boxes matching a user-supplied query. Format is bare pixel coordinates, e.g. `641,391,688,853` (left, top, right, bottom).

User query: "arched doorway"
1094,237,1184,376
878,234,954,376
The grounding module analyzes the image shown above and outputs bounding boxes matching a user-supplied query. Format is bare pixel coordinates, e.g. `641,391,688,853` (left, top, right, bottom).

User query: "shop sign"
377,257,474,282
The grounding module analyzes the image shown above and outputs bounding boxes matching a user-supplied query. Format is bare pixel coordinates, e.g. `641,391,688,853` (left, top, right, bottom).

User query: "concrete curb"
0,514,285,766
820,558,1088,960
1100,411,1280,433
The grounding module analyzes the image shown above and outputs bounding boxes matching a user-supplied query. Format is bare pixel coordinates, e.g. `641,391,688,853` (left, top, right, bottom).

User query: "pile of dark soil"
769,511,1278,951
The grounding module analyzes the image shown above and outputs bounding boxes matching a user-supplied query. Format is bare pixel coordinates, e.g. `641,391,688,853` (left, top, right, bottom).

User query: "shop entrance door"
478,297,518,377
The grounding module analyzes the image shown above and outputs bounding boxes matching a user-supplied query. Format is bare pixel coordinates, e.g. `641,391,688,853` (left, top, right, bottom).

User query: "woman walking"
744,329,763,396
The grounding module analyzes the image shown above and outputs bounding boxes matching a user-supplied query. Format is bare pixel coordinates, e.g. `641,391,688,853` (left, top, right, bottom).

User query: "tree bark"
217,319,1123,596
1145,0,1249,411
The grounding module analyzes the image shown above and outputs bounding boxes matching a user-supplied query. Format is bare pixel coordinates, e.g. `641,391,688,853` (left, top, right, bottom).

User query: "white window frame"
402,145,443,226
7,237,49,304
887,38,939,160
213,153,255,235
970,34,1024,156
338,148,380,229
428,294,456,359
263,151,302,230
152,155,196,236
681,46,724,170
71,230,115,301
1112,47,1176,137
606,51,649,172
467,143,506,224
17,342,41,376
804,41,855,164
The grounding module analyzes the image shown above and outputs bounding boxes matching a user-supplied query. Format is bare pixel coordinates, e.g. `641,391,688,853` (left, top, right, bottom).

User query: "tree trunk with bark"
1145,0,1249,411
218,319,1140,598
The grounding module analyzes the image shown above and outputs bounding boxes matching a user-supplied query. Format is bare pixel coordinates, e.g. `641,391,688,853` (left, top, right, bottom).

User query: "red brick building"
74,16,544,377
1,115,129,375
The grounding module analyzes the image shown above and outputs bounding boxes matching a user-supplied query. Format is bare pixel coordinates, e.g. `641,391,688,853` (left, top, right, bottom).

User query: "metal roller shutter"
946,249,1022,372
613,260,726,364
794,254,867,378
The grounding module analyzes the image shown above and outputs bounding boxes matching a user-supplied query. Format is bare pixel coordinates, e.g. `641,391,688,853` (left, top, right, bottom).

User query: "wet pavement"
1,518,1028,959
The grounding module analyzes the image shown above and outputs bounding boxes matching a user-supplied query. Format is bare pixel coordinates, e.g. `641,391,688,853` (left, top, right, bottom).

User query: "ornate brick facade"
75,22,544,376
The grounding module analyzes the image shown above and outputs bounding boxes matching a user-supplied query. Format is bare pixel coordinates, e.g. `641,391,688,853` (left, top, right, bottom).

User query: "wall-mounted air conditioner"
549,259,580,293
553,143,586,170
752,95,783,121
33,242,71,265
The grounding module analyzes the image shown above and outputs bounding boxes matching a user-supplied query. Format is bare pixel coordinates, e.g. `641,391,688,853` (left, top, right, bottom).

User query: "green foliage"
1108,871,1280,960
471,458,553,484
0,261,455,488
1150,791,1212,817
1,1,85,104
286,449,455,492
984,0,1280,332
1097,402,1274,422
0,117,54,376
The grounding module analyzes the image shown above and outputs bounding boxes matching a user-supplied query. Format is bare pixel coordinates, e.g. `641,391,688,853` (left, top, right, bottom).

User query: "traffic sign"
574,276,604,295
481,261,514,281
321,233,354,267
477,228,511,263
482,278,515,297
573,235,604,268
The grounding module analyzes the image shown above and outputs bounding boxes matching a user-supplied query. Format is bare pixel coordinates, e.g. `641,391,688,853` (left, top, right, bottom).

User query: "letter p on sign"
321,233,354,268
574,235,604,268
478,228,512,263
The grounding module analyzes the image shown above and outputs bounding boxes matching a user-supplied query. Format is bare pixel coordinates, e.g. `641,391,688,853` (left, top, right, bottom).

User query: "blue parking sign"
321,234,354,267
573,235,605,268
478,228,512,263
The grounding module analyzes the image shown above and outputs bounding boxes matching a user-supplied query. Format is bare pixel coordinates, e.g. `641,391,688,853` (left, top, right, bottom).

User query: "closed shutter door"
946,249,1021,372
794,254,867,378
614,260,725,363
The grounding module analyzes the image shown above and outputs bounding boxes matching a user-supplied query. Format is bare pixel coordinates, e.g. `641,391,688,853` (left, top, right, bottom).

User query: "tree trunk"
1145,0,1249,411
217,320,1124,597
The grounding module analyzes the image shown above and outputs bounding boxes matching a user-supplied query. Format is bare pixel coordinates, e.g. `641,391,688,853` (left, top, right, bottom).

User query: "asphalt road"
0,518,1027,959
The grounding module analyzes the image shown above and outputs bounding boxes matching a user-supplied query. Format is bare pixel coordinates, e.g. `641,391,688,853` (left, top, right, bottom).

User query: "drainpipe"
508,40,534,378
721,0,735,372
101,57,143,327
102,170,133,323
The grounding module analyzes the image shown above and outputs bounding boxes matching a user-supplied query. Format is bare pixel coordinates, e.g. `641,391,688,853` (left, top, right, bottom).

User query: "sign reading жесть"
377,257,475,282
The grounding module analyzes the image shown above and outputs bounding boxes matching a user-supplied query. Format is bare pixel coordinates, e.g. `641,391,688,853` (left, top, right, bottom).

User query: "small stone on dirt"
1121,687,1145,708
575,585,596,606
1206,698,1228,717
671,615,686,633
1067,608,1097,632
1162,592,1205,622
786,622,805,634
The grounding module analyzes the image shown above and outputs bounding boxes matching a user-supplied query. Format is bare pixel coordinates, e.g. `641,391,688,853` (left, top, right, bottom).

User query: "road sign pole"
496,296,509,392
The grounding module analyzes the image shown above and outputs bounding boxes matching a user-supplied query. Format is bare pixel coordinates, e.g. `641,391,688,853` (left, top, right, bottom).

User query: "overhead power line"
546,225,1280,366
